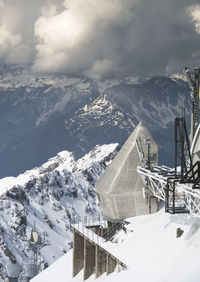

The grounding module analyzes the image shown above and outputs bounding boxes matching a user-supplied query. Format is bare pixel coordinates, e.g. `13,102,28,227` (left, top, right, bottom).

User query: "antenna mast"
183,67,200,140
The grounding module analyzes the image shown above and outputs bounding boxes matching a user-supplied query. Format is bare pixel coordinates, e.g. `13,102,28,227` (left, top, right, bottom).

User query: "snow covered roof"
31,208,200,282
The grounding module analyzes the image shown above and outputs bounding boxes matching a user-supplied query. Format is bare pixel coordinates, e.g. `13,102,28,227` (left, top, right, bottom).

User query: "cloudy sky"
0,0,200,79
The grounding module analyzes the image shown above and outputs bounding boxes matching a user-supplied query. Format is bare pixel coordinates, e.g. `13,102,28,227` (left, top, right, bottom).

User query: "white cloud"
0,0,4,8
0,0,63,64
41,4,58,17
189,5,200,33
1,0,200,78
32,0,200,78
0,25,21,48
0,24,23,63
32,0,135,76
85,59,114,80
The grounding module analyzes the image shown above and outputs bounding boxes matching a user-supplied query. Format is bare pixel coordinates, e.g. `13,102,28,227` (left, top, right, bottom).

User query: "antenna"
183,67,194,89
183,67,200,141
20,227,48,281
5,227,49,281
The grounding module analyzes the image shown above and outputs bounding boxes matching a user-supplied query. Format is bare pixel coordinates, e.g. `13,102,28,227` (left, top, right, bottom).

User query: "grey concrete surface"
95,246,106,278
83,239,95,280
72,226,126,280
73,230,84,277
149,196,159,214
95,121,158,222
106,254,116,275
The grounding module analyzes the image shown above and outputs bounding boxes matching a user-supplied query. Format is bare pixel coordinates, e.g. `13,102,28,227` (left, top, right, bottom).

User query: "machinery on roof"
138,67,200,217
95,66,200,221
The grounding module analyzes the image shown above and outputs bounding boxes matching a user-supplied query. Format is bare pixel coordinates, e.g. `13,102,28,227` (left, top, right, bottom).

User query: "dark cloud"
0,0,200,78
0,0,63,63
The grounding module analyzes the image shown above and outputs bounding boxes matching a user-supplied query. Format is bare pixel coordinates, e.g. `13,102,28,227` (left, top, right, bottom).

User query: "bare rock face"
176,228,184,238
0,143,118,281
0,241,16,264
6,187,28,203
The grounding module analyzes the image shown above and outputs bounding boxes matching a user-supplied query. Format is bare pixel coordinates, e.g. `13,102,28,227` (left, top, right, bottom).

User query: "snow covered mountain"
0,64,191,177
0,143,119,281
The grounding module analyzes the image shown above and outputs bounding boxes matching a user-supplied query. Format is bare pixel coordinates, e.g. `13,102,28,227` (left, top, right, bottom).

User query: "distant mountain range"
0,64,191,177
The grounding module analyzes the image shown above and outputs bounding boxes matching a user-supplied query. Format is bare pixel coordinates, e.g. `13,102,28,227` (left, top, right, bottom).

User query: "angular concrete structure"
71,227,125,280
106,254,117,275
95,246,106,278
73,231,84,277
95,121,158,222
83,239,95,280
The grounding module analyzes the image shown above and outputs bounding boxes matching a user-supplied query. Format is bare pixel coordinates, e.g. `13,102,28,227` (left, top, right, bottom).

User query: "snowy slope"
32,208,200,282
0,143,119,281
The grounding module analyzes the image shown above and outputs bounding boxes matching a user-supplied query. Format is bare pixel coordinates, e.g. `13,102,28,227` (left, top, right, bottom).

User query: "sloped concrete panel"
95,121,158,222
95,246,106,278
73,230,84,277
83,239,95,280
106,255,116,275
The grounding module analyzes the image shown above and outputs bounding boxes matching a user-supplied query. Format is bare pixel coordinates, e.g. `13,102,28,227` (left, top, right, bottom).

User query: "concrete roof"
95,121,158,195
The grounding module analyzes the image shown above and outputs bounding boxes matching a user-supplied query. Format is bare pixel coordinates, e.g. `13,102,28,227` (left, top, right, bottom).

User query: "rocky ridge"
0,143,119,281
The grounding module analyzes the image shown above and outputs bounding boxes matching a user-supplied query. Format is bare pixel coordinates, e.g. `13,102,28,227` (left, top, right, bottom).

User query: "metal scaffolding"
137,67,200,217
137,166,200,217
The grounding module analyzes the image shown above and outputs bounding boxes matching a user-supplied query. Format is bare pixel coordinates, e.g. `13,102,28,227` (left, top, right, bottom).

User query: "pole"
192,68,200,140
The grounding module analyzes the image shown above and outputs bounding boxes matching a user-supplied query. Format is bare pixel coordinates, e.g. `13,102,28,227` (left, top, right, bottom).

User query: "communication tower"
6,227,48,282
183,67,200,141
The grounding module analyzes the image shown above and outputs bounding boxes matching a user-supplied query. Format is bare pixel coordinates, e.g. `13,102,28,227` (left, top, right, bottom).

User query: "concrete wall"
72,228,126,280
83,239,95,280
73,230,84,277
149,196,159,214
95,121,159,222
95,246,106,278
106,254,117,275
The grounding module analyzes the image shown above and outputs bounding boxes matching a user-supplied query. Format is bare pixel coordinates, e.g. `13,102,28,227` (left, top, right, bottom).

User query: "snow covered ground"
32,208,200,282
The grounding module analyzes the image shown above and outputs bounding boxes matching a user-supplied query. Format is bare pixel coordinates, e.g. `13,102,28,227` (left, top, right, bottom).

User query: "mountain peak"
0,144,118,280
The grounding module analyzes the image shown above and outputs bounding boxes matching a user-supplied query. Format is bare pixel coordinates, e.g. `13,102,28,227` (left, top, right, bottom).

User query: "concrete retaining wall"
95,246,107,278
83,239,95,280
72,228,126,280
106,254,117,275
73,230,84,277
